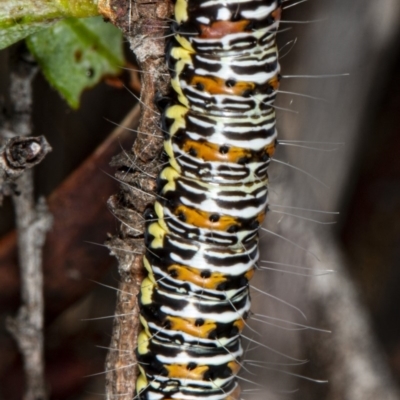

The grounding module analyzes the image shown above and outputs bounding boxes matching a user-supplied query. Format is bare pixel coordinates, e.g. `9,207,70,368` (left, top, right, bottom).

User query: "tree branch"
101,1,172,399
0,135,51,204
1,48,51,400
7,188,52,400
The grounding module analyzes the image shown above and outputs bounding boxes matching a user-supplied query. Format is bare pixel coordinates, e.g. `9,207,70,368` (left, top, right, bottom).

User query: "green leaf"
0,21,58,51
26,16,124,109
0,0,99,50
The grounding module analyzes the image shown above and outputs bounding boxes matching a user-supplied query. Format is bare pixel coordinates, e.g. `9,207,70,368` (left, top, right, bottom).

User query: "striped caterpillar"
135,1,282,399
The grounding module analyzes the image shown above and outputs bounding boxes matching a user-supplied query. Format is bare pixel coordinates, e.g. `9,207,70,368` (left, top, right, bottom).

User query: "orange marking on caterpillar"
272,7,282,22
191,76,256,96
165,364,209,380
168,264,227,290
256,211,266,225
265,142,276,157
166,316,217,338
183,139,276,163
233,319,245,333
228,361,241,375
245,268,255,281
175,205,241,231
200,20,250,39
269,75,280,91
182,139,251,163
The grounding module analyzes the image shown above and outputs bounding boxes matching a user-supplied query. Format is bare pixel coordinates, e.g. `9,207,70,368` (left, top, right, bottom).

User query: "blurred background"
0,0,400,398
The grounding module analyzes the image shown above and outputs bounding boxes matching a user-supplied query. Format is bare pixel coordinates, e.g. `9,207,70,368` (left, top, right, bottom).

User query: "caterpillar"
135,1,282,399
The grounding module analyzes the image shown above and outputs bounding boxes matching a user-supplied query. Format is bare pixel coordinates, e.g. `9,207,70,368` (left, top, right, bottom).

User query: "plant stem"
3,47,52,400
103,1,172,398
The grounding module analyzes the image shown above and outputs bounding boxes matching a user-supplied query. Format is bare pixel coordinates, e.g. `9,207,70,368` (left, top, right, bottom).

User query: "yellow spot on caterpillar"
168,263,227,290
176,36,195,53
137,330,150,355
163,140,182,173
136,366,148,393
174,0,188,23
159,167,179,194
148,222,165,249
154,201,169,232
165,105,188,135
139,315,151,336
165,364,209,380
143,256,156,283
166,315,217,338
140,277,154,305
171,78,190,108
154,200,164,219
170,46,194,107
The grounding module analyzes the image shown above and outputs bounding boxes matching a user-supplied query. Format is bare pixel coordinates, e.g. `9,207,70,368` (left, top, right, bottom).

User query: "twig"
100,1,173,399
0,135,51,204
7,189,52,400
2,47,52,400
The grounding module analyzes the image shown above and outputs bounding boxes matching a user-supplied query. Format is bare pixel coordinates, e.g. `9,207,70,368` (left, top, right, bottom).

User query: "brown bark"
101,1,173,399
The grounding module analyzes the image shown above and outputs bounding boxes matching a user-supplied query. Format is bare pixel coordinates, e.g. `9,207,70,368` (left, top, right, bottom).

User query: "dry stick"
3,52,52,400
101,1,173,399
0,136,51,205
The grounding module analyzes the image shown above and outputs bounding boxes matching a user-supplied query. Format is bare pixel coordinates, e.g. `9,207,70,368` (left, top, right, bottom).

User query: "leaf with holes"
26,16,124,109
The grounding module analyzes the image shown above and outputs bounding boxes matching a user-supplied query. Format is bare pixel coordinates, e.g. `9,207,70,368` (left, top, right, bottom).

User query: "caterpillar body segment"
137,1,282,399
